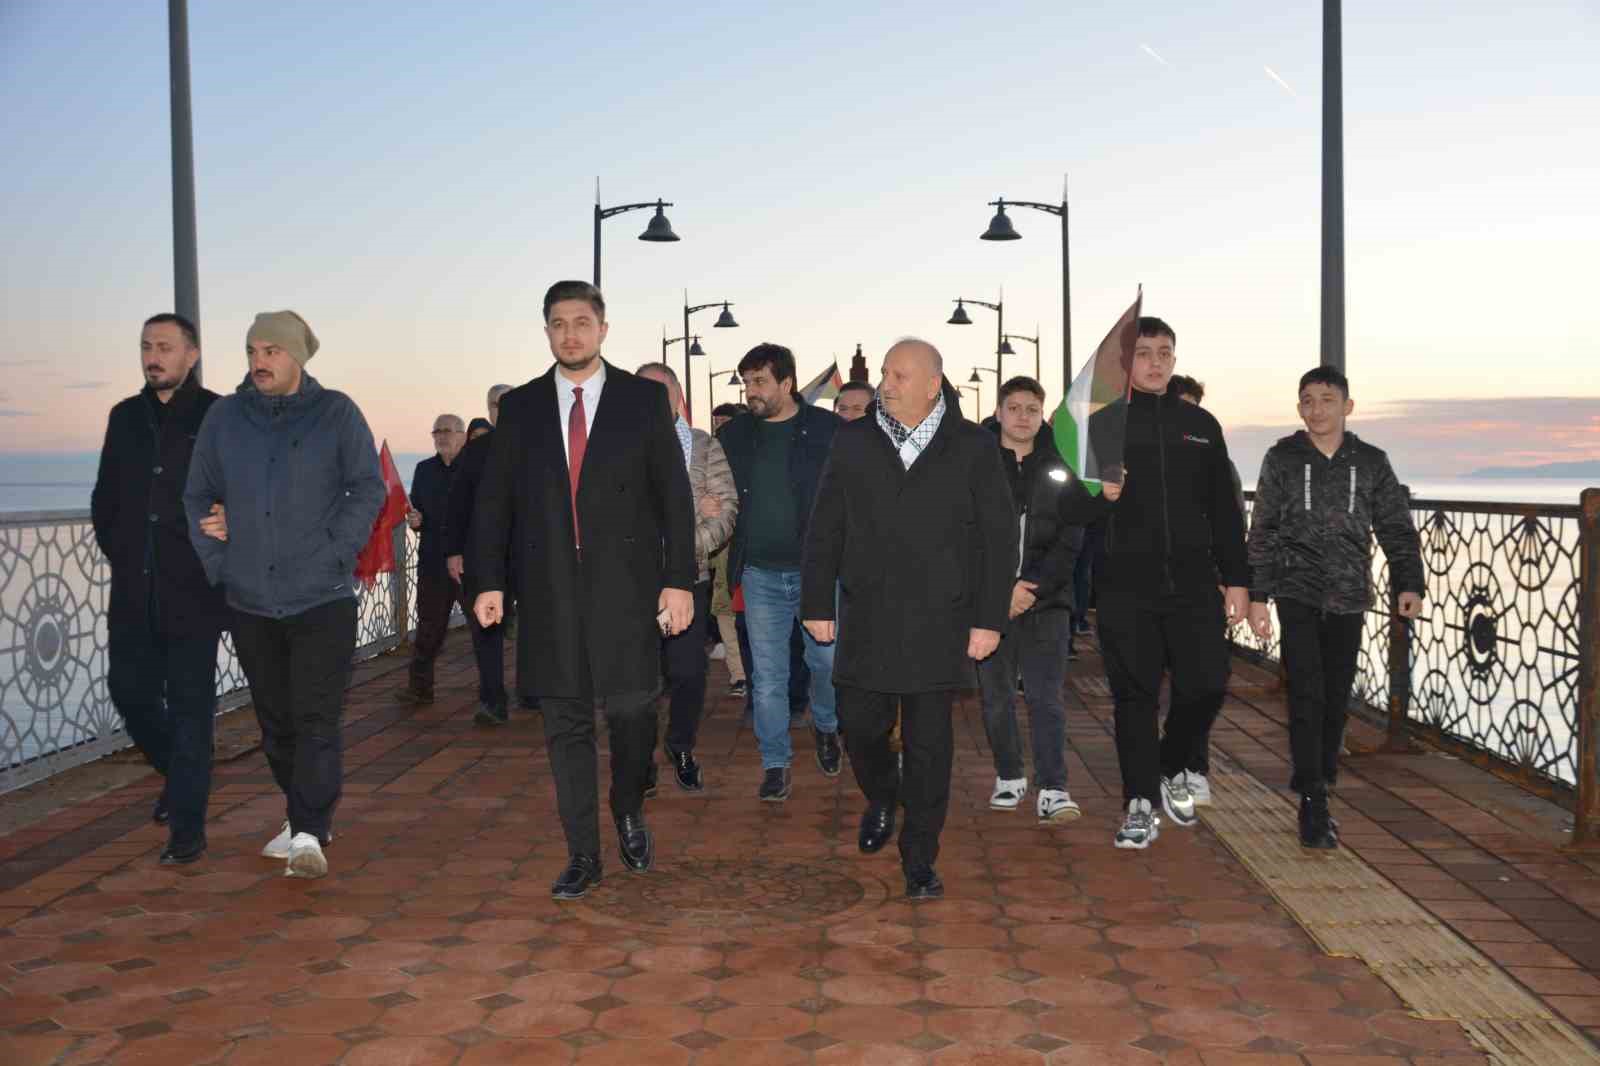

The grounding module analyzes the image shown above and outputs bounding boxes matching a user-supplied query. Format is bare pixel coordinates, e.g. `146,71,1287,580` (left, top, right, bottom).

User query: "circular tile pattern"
579,858,883,932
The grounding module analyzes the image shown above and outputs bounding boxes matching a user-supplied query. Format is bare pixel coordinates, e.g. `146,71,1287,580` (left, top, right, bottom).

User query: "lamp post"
958,382,982,417
684,293,739,425
593,178,679,289
948,294,1006,383
663,331,704,363
1322,0,1345,372
709,366,743,410
967,366,999,418
980,176,1071,389
1003,328,1041,381
168,0,200,378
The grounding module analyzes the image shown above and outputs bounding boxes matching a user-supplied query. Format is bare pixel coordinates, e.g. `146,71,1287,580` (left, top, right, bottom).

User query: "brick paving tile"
1,633,1598,1065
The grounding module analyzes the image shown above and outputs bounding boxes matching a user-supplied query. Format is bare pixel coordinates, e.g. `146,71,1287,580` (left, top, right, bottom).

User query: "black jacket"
990,423,1100,612
444,430,490,582
471,362,695,699
719,399,840,587
1088,382,1249,602
802,386,1017,693
91,373,226,637
1248,430,1424,614
409,453,459,575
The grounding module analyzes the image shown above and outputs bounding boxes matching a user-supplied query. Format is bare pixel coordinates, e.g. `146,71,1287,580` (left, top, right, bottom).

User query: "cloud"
1227,395,1600,478
63,381,109,390
1140,44,1170,68
1262,65,1298,97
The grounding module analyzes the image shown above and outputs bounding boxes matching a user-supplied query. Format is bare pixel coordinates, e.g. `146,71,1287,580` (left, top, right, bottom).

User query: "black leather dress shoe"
858,803,897,854
616,812,654,872
905,866,945,901
159,836,206,866
814,728,841,777
152,795,170,825
551,855,603,900
668,748,704,793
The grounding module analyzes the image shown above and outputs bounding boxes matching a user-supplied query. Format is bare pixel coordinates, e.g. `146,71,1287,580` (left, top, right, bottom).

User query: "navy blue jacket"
184,373,384,620
718,398,840,587
409,453,458,575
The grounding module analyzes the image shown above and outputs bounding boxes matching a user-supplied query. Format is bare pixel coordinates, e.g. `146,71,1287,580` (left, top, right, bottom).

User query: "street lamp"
957,382,982,417
1002,327,1040,381
663,331,704,362
593,178,679,289
980,177,1071,386
684,293,739,425
947,294,1006,383
708,366,743,410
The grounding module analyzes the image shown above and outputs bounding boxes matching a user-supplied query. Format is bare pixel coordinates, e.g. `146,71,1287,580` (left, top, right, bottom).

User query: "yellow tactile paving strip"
1204,766,1600,1065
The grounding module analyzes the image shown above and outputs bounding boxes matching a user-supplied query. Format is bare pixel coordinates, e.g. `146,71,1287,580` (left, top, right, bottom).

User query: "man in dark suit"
397,413,467,705
803,338,1017,900
472,280,696,900
91,313,226,865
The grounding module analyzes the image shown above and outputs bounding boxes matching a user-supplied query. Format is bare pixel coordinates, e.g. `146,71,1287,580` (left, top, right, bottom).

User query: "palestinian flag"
799,362,845,405
1052,288,1141,495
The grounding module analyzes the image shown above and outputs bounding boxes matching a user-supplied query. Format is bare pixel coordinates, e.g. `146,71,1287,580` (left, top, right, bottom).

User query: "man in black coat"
472,281,696,901
91,313,226,866
446,387,518,724
1089,317,1249,851
397,413,467,704
803,339,1017,900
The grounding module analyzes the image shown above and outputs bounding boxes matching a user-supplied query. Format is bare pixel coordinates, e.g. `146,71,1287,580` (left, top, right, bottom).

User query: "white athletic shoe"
989,777,1028,810
286,833,328,879
1161,775,1198,827
1036,789,1081,823
709,643,727,661
1114,798,1159,849
261,821,293,860
1186,771,1213,807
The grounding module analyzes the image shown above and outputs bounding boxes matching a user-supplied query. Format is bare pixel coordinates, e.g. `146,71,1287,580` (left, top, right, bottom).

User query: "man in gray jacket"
638,363,738,791
185,310,384,879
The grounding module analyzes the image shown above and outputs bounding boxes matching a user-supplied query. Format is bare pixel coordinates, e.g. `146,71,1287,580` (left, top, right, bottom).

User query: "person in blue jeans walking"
719,343,843,802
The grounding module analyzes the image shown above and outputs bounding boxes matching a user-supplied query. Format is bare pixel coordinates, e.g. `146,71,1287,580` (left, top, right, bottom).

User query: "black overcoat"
471,362,695,699
801,386,1018,693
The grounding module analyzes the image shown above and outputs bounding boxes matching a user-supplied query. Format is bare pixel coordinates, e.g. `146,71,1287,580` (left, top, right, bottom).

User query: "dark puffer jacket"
988,422,1100,612
1247,430,1424,614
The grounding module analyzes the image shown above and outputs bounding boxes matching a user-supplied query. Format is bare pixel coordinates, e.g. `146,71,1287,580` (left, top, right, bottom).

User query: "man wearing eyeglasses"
397,413,468,704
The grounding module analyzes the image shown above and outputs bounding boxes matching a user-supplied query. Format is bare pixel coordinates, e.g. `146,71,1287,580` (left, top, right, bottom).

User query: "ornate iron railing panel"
1232,493,1584,790
0,511,423,794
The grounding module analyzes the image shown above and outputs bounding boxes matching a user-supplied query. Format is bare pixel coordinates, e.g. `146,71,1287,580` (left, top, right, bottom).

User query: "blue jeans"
742,566,837,768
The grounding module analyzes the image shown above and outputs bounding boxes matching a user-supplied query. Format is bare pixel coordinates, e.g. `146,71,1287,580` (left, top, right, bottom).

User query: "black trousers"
230,598,356,842
107,625,219,844
542,621,658,859
976,608,1071,789
660,581,712,753
1097,588,1228,804
409,566,467,695
838,685,953,873
1277,599,1364,791
464,592,507,710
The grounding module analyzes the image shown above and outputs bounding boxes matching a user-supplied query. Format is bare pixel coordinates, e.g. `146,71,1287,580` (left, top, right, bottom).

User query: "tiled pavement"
1,629,1597,1065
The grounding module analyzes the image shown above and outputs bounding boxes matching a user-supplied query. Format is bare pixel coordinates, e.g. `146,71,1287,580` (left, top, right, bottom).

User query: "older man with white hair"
803,338,1016,900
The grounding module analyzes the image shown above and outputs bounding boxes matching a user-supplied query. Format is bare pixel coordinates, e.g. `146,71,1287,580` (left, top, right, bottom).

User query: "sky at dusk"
1,1,1596,478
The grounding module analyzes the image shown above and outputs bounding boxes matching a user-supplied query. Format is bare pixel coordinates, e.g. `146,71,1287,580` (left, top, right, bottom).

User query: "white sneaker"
1037,789,1081,823
1114,798,1159,849
709,643,727,661
1161,775,1197,827
261,820,293,860
286,833,328,879
989,777,1028,810
1186,771,1213,807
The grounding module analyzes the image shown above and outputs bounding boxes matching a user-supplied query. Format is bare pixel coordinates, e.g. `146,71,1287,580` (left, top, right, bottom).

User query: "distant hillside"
1465,460,1600,479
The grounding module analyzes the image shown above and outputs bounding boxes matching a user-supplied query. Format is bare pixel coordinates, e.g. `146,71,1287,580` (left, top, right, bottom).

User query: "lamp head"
639,201,680,242
948,301,973,326
981,202,1021,241
688,336,705,356
713,304,739,328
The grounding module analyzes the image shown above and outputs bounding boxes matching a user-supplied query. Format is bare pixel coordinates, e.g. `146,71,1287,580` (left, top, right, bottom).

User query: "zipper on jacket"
141,397,162,628
1156,393,1175,594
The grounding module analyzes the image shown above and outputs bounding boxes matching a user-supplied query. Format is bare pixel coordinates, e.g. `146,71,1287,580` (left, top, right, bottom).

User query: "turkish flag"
354,440,409,589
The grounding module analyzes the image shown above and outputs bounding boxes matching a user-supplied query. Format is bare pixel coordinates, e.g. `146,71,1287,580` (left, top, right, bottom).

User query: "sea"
0,452,1590,514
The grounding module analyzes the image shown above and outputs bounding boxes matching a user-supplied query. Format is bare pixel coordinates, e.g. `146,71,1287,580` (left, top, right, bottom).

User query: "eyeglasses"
431,428,456,435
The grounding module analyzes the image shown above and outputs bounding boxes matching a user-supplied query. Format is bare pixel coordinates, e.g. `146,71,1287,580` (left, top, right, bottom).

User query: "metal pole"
683,293,693,426
996,299,1004,385
168,0,201,380
592,202,602,288
1321,0,1345,372
1061,182,1072,390
1573,488,1599,847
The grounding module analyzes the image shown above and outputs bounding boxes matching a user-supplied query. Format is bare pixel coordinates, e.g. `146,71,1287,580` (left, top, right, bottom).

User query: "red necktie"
568,386,588,548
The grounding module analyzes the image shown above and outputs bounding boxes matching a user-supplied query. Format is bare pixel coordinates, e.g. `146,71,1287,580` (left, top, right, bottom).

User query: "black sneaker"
474,702,508,726
668,748,704,793
905,866,945,901
814,729,841,777
1298,787,1338,849
729,679,749,697
758,767,792,803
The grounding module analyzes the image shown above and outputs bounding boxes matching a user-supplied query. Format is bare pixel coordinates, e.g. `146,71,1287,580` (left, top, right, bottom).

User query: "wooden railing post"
1572,488,1599,847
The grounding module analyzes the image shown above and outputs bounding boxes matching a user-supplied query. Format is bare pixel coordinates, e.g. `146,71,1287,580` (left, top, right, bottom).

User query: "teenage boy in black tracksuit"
1247,365,1423,848
977,376,1099,822
1090,317,1249,850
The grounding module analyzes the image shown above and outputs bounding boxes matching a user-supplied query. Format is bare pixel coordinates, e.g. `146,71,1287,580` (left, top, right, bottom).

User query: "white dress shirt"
554,360,606,466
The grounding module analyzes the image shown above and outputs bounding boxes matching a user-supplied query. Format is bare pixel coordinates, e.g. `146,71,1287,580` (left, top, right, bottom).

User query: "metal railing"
0,510,421,794
1231,488,1600,845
